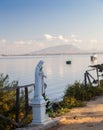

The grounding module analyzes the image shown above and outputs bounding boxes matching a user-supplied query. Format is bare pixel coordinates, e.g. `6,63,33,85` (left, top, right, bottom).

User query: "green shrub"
48,81,103,118
43,94,54,116
0,74,18,130
64,81,103,101
0,74,33,129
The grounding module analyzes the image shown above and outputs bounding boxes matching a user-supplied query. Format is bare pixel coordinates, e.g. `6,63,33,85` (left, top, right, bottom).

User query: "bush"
64,81,103,101
49,81,103,118
0,74,19,130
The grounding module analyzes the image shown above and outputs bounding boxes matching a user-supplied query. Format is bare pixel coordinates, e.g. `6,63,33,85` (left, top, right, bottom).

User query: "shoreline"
1,52,103,57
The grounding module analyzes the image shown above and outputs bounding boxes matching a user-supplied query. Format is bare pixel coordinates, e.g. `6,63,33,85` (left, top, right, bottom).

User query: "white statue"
31,60,49,125
34,60,46,100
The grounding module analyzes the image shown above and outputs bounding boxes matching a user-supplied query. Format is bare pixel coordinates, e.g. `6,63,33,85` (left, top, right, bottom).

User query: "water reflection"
0,54,103,101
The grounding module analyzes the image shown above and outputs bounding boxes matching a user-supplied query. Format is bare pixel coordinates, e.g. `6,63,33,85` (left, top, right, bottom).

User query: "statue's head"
37,60,44,69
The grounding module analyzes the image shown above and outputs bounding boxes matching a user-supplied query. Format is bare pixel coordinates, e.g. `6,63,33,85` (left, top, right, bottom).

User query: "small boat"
66,60,71,64
90,54,97,61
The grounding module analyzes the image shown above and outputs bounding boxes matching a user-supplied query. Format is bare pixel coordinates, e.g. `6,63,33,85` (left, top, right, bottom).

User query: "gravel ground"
49,95,103,130
16,95,103,130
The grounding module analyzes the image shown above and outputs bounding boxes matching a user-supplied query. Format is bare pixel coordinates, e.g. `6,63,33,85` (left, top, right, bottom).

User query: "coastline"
0,51,103,57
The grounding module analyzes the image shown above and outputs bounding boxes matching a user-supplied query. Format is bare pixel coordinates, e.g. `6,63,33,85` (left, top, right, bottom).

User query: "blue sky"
0,0,103,54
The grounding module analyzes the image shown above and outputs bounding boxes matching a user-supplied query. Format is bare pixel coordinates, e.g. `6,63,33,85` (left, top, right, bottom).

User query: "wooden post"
84,72,87,87
87,72,92,86
25,87,29,115
96,68,100,86
16,88,20,123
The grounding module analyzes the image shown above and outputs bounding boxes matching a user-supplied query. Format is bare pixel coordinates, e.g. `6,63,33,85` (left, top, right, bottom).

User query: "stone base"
15,118,59,130
31,99,47,125
29,118,58,130
31,114,49,125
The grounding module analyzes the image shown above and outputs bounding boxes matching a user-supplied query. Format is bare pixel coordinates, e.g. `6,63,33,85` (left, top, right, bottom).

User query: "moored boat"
66,60,71,64
90,54,97,61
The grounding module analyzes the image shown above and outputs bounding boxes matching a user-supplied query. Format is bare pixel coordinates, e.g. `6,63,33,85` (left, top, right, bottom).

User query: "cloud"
71,34,78,38
0,39,45,54
58,35,69,42
44,34,69,42
2,34,102,54
68,34,82,43
44,34,56,40
14,40,39,46
44,34,82,44
72,38,82,43
89,39,102,50
58,35,64,40
0,38,7,43
44,34,66,42
90,39,98,43
12,40,47,54
14,40,26,45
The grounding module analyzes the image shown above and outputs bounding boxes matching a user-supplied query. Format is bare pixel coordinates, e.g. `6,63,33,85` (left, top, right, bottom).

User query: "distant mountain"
31,44,84,55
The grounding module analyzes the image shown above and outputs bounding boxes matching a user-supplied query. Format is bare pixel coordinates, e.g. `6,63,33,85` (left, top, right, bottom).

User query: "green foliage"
50,97,85,117
0,73,18,89
49,81,103,118
43,94,54,117
100,79,103,87
64,81,103,101
1,73,103,129
0,74,18,130
0,74,34,130
52,107,70,117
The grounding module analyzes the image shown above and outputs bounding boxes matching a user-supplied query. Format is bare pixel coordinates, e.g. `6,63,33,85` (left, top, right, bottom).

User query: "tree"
0,74,18,130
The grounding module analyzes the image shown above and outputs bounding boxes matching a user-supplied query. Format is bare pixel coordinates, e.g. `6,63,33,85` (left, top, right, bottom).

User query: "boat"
66,60,71,64
90,54,97,61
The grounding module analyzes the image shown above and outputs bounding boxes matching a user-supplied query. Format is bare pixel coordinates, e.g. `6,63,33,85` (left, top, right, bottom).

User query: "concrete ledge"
15,118,59,130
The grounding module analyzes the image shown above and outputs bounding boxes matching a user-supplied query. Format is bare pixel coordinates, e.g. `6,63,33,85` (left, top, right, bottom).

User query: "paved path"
49,95,103,130
16,96,103,130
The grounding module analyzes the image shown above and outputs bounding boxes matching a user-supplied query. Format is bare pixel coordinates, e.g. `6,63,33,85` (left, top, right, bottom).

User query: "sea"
0,54,103,102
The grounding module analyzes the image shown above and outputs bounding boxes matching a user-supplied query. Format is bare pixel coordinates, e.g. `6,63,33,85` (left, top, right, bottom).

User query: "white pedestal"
31,97,49,125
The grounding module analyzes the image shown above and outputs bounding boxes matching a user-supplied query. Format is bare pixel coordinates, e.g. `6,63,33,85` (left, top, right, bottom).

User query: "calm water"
0,54,103,101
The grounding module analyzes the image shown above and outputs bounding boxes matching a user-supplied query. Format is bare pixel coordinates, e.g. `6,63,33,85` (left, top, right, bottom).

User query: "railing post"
25,87,29,115
96,68,100,86
84,72,87,87
16,87,20,123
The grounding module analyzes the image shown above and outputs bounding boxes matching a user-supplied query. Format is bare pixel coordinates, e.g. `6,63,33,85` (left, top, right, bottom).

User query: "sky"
0,0,103,54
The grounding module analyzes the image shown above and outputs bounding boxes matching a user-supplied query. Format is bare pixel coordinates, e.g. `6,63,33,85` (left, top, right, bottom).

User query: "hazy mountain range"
1,44,102,56
30,44,96,55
